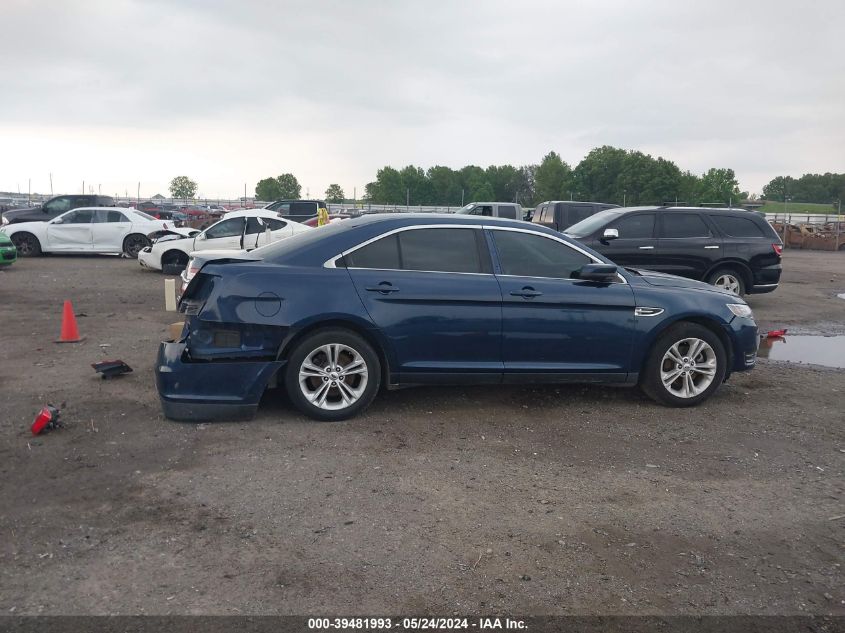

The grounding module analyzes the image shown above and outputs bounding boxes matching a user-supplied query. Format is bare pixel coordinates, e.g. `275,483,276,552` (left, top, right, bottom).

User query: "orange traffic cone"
56,300,84,343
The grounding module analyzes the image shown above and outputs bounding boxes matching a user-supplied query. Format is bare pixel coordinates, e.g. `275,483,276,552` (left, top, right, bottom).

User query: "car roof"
612,206,757,214
223,209,286,219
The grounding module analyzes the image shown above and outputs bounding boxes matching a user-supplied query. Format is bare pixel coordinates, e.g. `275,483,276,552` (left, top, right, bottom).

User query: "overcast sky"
1,0,843,200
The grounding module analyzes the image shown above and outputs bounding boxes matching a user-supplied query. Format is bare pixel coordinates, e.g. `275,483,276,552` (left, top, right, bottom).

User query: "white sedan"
1,207,169,258
138,209,312,274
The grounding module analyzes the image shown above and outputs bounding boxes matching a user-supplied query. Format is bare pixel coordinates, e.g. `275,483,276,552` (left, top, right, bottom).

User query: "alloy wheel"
12,235,36,256
713,273,741,295
124,235,148,258
660,337,717,399
298,343,369,411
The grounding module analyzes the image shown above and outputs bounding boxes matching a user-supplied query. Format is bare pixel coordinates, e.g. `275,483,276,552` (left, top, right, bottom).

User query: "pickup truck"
456,202,524,220
2,194,116,225
531,201,619,232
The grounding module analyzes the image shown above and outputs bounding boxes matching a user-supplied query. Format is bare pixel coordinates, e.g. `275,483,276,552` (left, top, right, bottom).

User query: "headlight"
727,303,753,318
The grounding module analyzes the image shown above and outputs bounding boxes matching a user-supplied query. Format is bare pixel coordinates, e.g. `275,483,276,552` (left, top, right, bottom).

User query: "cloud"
1,0,843,197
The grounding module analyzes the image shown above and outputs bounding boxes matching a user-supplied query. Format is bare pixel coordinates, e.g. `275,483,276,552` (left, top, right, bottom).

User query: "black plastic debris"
91,359,133,379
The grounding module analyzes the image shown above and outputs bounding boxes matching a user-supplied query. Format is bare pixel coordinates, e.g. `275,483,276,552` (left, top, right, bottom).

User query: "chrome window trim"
322,222,627,284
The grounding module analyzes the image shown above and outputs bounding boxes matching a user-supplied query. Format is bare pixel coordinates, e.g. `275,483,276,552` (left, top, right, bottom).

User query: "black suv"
263,199,327,224
565,206,783,296
1,194,115,225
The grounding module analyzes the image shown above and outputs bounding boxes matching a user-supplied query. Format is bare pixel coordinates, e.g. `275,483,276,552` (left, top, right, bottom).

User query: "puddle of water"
757,335,845,369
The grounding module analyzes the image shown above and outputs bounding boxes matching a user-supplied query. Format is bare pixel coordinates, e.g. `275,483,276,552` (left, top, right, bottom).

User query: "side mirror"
601,228,619,242
196,232,206,240
52,217,64,224
576,263,618,283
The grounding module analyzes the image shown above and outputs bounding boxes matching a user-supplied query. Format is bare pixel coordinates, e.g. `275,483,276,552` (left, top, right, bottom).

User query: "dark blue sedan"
156,214,759,421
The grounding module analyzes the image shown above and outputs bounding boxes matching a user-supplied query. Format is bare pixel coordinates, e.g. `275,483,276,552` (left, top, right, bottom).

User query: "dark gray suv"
1,194,116,225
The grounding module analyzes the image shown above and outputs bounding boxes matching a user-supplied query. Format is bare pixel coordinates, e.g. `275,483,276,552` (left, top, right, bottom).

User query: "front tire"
284,328,381,421
707,267,746,296
11,232,42,257
123,234,150,259
640,322,727,407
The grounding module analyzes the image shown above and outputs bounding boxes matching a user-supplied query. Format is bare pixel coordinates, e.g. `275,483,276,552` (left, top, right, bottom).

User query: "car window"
245,217,286,234
709,214,766,238
61,209,95,224
94,210,128,223
493,230,592,279
661,213,711,238
290,202,317,214
204,217,244,239
267,219,287,231
399,228,482,273
610,213,655,239
72,196,93,208
44,197,72,214
344,234,401,269
567,205,594,226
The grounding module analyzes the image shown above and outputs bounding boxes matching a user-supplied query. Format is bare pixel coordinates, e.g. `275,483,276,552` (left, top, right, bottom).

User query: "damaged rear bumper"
155,341,285,421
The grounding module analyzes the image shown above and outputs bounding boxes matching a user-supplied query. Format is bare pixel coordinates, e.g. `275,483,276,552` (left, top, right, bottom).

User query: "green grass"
760,201,840,215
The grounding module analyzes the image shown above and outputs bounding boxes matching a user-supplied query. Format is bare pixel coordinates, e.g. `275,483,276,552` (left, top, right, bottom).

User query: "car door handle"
639,246,655,250
704,245,720,249
510,287,543,298
365,283,400,294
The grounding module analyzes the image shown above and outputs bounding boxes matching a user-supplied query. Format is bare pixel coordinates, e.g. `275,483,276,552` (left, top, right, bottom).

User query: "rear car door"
196,217,246,251
45,208,95,251
491,228,636,380
91,209,132,251
592,212,658,268
344,226,503,382
655,212,721,280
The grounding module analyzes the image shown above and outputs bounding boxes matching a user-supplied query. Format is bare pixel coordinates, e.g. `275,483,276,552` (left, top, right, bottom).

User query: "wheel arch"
639,315,734,380
161,248,190,265
9,231,43,254
278,318,394,386
704,259,753,289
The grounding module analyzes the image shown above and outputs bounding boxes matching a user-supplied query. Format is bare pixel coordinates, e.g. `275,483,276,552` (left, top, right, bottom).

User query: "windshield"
565,209,624,238
456,204,476,215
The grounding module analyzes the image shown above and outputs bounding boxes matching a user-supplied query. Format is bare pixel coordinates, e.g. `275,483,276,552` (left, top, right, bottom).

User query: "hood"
148,227,199,242
0,232,13,245
628,268,735,296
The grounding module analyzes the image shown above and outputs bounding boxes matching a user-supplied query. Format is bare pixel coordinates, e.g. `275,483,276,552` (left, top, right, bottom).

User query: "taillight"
772,243,783,256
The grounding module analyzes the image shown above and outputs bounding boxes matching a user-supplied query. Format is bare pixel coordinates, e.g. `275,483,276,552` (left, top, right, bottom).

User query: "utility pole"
49,172,53,195
406,188,410,209
623,190,627,206
244,183,247,202
137,182,140,202
99,184,101,195
28,178,31,204
82,180,85,195
461,188,465,206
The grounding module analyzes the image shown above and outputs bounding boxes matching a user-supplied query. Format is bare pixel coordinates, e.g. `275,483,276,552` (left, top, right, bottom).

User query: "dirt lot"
0,250,843,616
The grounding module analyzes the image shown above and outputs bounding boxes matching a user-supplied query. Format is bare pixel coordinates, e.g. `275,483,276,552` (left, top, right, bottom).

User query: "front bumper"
725,317,759,372
155,341,285,421
138,248,161,271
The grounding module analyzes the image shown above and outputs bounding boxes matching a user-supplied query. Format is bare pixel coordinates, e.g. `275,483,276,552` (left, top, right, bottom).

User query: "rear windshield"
565,209,625,238
253,221,347,262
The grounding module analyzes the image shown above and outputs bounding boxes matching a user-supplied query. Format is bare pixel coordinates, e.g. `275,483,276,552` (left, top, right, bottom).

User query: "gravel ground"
0,250,843,616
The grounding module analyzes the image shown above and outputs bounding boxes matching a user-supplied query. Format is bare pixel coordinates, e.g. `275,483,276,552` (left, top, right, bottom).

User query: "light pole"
623,190,627,207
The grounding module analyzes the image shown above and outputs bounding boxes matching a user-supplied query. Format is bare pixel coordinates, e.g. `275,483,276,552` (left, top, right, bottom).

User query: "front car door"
655,212,721,280
91,209,132,252
490,227,636,381
45,208,95,251
591,212,658,269
195,217,246,252
343,226,503,383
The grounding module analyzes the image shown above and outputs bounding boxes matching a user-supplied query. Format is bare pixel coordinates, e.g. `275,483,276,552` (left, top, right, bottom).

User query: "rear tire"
11,232,42,257
640,322,727,407
123,234,150,259
284,328,381,422
706,267,746,296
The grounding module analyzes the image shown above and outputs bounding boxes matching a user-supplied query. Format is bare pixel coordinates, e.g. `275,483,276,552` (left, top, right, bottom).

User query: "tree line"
362,146,745,208
762,173,845,205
